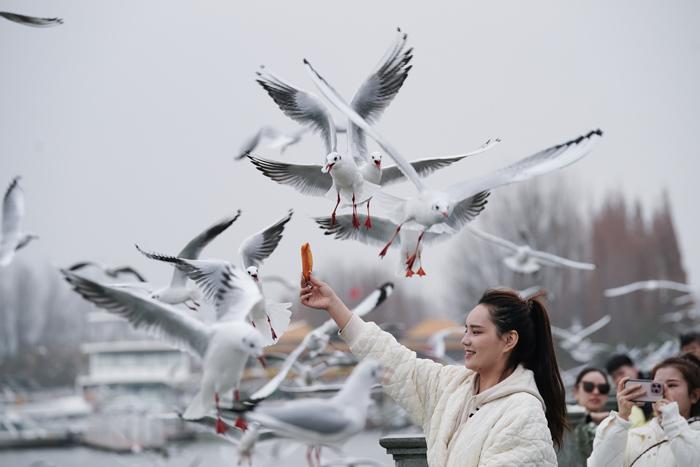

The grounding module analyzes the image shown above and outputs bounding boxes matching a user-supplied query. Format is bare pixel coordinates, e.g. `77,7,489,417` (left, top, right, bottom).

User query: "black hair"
478,288,567,448
605,353,635,375
680,331,700,348
574,367,609,387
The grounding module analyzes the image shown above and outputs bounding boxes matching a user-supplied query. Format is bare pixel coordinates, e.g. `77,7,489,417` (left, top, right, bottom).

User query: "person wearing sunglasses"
572,368,611,465
588,353,700,467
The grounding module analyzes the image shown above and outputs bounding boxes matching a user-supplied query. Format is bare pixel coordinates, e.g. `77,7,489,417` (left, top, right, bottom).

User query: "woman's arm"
657,401,700,466
300,274,467,428
586,412,630,467
587,377,645,467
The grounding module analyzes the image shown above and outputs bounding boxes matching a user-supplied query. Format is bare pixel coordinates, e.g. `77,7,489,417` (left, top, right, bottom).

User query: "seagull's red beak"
374,160,381,168
257,355,267,368
442,211,449,218
323,163,334,173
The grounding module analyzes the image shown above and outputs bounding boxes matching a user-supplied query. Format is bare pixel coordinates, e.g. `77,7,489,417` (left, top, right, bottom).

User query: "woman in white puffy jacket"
300,274,567,467
587,354,700,467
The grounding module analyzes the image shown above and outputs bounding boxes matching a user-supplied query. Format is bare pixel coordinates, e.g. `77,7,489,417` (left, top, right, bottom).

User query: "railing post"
379,434,428,467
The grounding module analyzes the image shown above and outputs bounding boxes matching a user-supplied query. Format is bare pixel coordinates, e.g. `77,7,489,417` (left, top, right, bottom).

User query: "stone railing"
379,434,427,467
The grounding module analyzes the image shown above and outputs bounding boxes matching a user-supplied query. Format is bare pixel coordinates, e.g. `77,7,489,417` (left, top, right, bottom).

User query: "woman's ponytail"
479,289,567,448
527,297,567,448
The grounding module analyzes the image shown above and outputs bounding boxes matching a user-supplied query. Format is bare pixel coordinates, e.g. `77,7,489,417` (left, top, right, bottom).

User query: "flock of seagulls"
234,27,605,278
4,15,697,466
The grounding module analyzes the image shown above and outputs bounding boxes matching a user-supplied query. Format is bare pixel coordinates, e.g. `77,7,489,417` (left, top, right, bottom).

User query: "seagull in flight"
604,280,694,298
424,326,464,363
0,12,63,27
251,29,497,231
517,286,554,301
1,176,38,267
466,225,596,273
304,56,603,276
253,65,380,229
62,268,268,434
248,282,393,403
315,191,490,276
551,315,611,351
134,212,241,310
224,359,384,467
235,126,311,161
67,261,147,282
137,210,294,344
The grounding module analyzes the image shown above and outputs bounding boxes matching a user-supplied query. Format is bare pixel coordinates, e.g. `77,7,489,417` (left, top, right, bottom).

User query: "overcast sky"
2,1,699,306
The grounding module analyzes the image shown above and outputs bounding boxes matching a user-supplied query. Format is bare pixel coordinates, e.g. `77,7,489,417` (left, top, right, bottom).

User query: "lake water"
0,429,401,467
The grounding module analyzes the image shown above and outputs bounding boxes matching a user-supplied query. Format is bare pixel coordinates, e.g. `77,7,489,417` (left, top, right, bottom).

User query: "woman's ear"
503,330,519,353
691,387,700,405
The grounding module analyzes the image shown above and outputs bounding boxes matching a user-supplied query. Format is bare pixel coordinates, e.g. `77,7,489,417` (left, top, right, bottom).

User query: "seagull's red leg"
215,392,227,434
306,446,314,467
364,198,372,229
351,193,360,229
417,247,426,276
231,388,248,431
234,416,248,432
331,192,341,226
379,223,403,258
414,231,426,276
405,254,416,277
315,446,321,466
267,315,278,340
405,231,425,276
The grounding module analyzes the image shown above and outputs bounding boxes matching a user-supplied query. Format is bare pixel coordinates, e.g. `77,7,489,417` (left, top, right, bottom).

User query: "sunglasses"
581,381,610,395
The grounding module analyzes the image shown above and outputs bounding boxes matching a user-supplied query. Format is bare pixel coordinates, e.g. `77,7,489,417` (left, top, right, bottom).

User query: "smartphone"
623,379,663,402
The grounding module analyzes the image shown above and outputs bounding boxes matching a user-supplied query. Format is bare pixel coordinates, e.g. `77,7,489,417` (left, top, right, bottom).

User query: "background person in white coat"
587,354,700,467
300,275,566,466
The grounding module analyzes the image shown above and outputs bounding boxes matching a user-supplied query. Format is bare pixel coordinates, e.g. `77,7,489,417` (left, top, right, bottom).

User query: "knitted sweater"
340,314,557,466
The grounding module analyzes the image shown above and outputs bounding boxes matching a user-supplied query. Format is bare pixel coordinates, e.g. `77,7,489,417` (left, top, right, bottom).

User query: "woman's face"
654,366,699,419
460,304,512,373
574,371,609,413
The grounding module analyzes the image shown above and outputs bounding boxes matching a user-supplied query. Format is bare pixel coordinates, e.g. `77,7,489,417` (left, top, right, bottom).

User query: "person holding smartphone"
300,275,564,467
587,354,700,466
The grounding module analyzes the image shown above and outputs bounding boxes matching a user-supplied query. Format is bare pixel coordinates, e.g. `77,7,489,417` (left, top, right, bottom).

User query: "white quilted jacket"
587,402,700,467
340,315,557,466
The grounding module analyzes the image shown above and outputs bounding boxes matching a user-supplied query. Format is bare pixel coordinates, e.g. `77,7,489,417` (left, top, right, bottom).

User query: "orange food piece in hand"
301,243,313,282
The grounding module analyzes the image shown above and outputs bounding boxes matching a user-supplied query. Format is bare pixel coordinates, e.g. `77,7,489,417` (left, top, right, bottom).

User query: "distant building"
78,311,196,403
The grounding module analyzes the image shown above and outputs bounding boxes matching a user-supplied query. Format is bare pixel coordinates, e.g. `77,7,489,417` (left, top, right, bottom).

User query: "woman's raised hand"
616,377,647,421
300,273,338,310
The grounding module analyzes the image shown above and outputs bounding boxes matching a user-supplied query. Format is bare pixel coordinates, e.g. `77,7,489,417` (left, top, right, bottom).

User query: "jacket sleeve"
479,396,557,466
659,401,700,467
586,411,630,467
339,314,468,427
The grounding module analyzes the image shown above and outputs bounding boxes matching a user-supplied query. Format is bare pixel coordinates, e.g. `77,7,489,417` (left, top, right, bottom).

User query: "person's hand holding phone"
616,376,647,421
